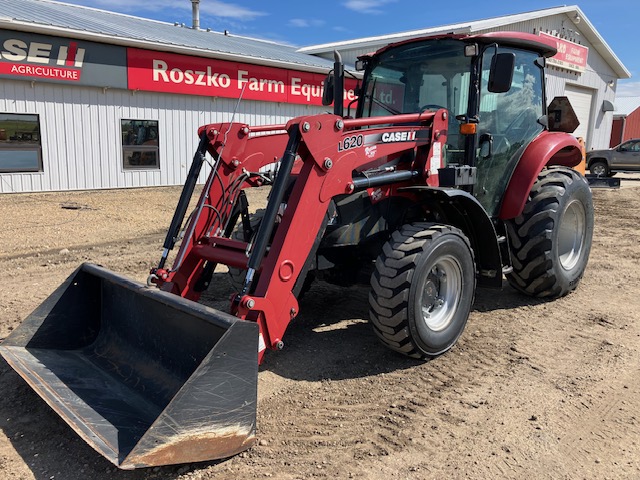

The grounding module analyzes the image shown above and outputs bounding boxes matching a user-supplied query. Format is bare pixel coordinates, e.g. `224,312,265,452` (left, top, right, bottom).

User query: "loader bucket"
0,263,258,469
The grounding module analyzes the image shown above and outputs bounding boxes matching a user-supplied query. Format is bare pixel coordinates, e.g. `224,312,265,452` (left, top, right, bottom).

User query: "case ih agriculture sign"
0,38,84,81
0,31,353,107
0,32,128,88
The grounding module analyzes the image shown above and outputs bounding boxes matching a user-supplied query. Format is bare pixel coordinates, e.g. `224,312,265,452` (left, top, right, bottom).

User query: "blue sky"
60,0,639,97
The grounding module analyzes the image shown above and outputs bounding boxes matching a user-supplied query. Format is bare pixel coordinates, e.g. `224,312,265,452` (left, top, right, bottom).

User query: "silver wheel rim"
420,255,463,332
558,199,586,271
592,164,606,176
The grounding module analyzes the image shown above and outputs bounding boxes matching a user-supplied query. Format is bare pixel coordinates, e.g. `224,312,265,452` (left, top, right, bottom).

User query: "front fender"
401,187,503,288
499,131,582,220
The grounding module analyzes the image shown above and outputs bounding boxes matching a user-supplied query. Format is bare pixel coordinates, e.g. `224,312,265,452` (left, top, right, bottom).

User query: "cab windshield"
359,38,472,120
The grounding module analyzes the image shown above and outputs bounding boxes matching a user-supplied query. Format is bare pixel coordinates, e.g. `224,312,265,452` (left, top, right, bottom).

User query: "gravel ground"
1,175,640,479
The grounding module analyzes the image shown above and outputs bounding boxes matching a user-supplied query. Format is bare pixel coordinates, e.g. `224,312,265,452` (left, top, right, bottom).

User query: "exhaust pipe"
191,0,200,30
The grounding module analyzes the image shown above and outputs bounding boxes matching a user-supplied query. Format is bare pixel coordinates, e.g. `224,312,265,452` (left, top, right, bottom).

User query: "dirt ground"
1,175,640,480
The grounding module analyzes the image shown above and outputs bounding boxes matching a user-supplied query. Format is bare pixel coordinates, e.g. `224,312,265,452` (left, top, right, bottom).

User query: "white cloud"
62,0,265,20
342,0,397,14
289,19,309,28
199,2,266,20
616,80,640,98
288,18,326,28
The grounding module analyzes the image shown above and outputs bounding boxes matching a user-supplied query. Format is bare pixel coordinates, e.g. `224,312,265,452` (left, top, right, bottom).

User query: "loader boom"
152,111,449,361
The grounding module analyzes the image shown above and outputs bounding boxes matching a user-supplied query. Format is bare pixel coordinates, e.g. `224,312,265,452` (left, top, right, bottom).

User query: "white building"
0,2,630,193
0,0,336,193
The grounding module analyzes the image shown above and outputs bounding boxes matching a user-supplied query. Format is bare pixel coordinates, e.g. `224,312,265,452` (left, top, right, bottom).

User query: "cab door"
474,47,545,216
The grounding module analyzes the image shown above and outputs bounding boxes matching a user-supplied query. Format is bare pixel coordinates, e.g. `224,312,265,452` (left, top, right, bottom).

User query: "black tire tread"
506,167,590,298
369,223,473,359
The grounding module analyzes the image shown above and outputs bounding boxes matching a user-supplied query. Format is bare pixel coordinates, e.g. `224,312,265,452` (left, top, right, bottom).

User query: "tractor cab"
352,34,554,215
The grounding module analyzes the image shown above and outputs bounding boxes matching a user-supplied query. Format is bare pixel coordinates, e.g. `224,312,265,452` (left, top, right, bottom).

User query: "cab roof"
360,32,557,62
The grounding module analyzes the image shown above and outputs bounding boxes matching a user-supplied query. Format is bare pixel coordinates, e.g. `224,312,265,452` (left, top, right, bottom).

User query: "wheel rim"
420,255,462,332
592,163,606,176
558,199,586,271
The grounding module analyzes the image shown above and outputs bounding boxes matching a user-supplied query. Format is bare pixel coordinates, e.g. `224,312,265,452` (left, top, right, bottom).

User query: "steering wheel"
420,104,447,112
504,108,537,141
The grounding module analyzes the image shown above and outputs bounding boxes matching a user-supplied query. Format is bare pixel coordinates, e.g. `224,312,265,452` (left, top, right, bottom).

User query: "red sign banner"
127,48,357,107
539,32,588,73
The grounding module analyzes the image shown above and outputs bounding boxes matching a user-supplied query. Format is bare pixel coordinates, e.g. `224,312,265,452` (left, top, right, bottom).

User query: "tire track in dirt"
247,300,519,478
555,373,640,475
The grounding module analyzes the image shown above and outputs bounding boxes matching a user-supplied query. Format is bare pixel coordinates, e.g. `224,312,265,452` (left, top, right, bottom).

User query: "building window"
121,119,159,169
0,113,43,173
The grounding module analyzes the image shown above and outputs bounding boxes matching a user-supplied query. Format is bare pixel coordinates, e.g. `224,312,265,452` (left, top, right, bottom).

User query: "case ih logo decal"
381,131,416,143
337,130,423,154
0,38,85,81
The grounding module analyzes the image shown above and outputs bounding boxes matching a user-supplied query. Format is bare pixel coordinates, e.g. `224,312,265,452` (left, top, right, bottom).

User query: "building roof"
0,0,335,73
298,5,631,79
613,96,640,117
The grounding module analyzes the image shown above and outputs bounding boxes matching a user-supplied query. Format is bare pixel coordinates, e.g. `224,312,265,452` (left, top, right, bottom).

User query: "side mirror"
488,52,515,93
322,73,334,106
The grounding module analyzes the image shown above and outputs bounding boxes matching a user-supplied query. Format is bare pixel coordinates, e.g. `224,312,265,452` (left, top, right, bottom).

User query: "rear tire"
506,167,593,298
369,224,476,358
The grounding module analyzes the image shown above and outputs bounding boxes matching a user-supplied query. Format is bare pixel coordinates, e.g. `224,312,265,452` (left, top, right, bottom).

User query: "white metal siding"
0,79,326,193
315,48,373,66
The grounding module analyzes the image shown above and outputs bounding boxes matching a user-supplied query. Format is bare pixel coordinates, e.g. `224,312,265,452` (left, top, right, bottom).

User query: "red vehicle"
1,32,592,469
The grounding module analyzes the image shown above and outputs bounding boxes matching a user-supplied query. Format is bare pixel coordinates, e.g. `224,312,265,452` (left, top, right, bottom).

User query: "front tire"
369,224,476,358
506,167,593,298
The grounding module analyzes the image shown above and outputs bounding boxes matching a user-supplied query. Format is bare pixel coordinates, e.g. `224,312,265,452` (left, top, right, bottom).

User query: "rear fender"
401,187,503,288
499,132,582,220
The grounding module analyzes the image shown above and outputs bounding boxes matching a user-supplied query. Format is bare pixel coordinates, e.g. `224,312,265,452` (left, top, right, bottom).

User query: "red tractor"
1,32,592,469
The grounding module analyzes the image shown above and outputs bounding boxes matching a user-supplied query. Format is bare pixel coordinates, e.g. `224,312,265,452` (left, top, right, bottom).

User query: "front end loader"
1,32,593,469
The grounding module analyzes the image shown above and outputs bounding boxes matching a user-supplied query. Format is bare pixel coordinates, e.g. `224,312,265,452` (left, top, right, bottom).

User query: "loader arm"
155,110,449,362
